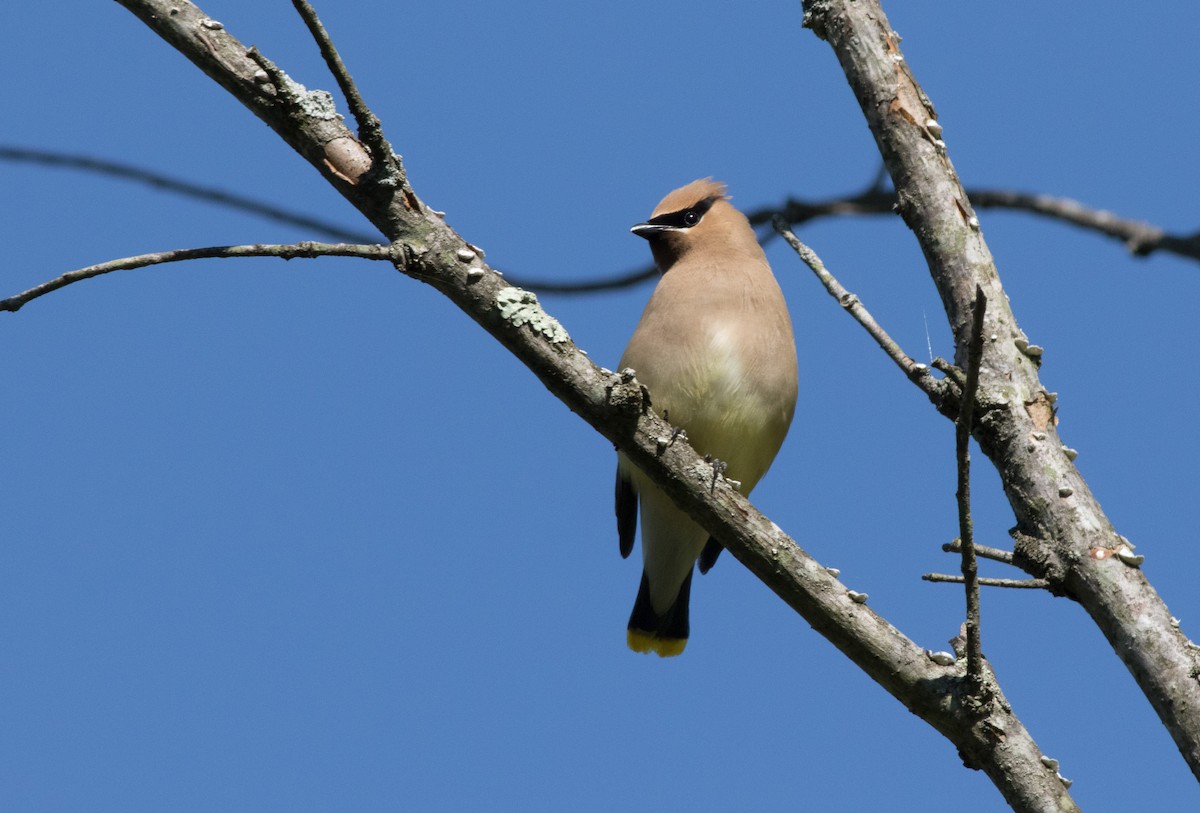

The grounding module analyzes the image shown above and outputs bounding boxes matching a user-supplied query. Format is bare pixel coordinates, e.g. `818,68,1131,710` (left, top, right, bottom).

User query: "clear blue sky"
4,2,1198,810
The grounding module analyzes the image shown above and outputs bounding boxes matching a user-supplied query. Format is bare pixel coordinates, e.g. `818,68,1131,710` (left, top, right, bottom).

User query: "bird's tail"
626,568,693,657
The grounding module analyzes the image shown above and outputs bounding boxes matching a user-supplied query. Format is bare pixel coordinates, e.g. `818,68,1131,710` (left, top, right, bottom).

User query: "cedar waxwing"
616,178,798,657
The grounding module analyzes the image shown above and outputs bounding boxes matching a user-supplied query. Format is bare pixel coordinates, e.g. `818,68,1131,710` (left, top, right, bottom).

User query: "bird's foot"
654,413,688,457
704,455,729,494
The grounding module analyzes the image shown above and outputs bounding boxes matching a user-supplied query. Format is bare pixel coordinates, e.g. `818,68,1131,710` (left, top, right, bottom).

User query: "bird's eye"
683,210,701,226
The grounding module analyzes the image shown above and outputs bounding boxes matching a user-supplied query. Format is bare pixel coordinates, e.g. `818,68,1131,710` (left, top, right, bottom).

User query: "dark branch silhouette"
4,145,1195,296
0,145,378,244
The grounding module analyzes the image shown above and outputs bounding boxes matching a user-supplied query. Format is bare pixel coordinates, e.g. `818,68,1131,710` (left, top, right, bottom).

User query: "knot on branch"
322,136,372,185
606,369,651,417
1010,530,1070,597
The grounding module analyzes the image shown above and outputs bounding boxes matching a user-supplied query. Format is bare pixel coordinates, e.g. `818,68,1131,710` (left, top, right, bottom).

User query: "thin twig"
922,574,1050,590
0,146,378,243
773,216,945,402
1,242,394,312
957,287,988,688
943,538,1014,565
290,0,391,169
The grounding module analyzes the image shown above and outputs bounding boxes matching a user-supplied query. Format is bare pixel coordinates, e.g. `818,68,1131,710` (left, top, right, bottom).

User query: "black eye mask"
643,195,720,230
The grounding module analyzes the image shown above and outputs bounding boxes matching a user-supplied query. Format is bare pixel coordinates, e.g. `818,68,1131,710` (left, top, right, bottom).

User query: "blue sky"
3,2,1198,810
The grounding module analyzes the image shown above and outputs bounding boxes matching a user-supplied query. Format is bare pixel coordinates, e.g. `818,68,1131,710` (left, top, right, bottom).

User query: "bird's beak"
631,222,672,239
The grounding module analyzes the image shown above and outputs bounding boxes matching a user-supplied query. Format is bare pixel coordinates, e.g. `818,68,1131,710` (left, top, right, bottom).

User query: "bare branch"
956,288,988,687
923,574,1050,590
767,185,1200,264
289,0,389,165
968,188,1200,260
1,242,394,312
772,218,949,406
943,538,1015,566
804,0,1200,787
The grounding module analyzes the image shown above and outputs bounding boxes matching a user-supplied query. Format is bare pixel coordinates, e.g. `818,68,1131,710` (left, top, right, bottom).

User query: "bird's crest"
650,178,729,218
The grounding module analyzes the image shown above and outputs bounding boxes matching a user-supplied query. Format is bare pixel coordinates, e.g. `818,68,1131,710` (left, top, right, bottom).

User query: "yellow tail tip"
627,629,687,657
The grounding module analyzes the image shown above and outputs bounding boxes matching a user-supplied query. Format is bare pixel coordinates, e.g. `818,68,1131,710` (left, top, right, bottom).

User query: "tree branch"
772,186,1200,264
943,538,1015,566
956,288,988,687
289,0,390,165
772,217,948,407
922,574,1050,590
0,242,395,312
966,188,1200,260
803,0,1200,787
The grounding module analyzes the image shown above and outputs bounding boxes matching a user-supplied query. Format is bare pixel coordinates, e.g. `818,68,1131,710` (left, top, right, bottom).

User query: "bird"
616,178,798,657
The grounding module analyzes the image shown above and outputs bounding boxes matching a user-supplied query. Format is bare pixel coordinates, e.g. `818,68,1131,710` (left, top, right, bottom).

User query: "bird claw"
705,456,729,493
654,416,688,457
